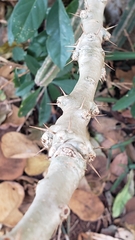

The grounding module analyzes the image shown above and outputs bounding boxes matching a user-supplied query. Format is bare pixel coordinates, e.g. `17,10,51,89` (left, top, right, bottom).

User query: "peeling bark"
0,0,110,239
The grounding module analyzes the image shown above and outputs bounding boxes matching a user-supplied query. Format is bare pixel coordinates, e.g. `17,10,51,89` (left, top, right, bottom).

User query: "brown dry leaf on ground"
0,102,11,125
78,232,119,240
25,154,50,176
1,105,25,129
0,76,15,98
91,117,125,157
121,198,135,233
0,143,26,180
0,65,14,80
78,228,134,240
115,66,135,94
86,155,109,195
0,181,24,227
110,152,128,178
1,131,40,158
69,189,104,222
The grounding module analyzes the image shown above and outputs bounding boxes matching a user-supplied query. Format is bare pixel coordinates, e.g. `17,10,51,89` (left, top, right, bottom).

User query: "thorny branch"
0,0,110,239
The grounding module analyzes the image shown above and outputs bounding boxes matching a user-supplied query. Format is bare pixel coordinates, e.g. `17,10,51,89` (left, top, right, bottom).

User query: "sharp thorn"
105,62,115,71
94,117,100,125
34,147,46,156
89,163,101,178
47,102,58,105
65,59,74,66
106,24,118,30
59,87,67,96
108,39,117,46
93,146,104,150
66,45,76,48
69,12,80,17
29,126,46,132
43,124,54,134
43,124,49,129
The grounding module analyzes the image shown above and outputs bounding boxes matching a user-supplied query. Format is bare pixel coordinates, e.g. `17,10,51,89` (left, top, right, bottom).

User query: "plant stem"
0,0,108,239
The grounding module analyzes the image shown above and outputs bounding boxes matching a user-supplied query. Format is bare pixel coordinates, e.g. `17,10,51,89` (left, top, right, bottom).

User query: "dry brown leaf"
69,189,104,221
1,131,40,158
0,143,26,180
121,109,132,119
0,103,11,125
126,144,135,162
110,152,128,177
1,105,25,128
2,209,23,227
87,155,109,181
91,117,119,135
0,181,24,226
116,67,135,84
78,232,119,240
0,76,15,98
125,197,135,213
121,211,135,226
86,155,109,195
0,65,14,80
25,154,50,176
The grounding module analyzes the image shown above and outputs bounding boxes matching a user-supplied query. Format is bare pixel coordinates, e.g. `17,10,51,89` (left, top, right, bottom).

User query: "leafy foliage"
7,0,76,125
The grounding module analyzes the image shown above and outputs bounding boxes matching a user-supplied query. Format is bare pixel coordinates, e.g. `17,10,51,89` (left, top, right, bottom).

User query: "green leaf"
0,90,6,101
12,47,25,61
8,15,14,45
66,0,79,18
25,54,41,75
38,91,51,125
16,80,35,98
106,52,135,61
46,0,74,69
53,79,77,94
48,84,61,101
19,88,40,116
112,88,135,111
111,170,128,192
28,30,47,58
131,102,135,117
56,63,73,78
11,0,47,43
95,97,117,103
112,170,134,218
111,137,135,150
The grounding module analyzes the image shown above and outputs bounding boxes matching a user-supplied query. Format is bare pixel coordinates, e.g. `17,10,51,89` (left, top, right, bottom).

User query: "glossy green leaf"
48,84,61,101
16,80,35,98
112,170,134,218
8,14,14,44
53,79,77,94
106,52,135,61
46,0,74,69
19,88,40,116
66,0,79,18
25,54,41,75
38,91,51,126
131,102,135,117
12,47,25,61
111,137,135,150
11,0,47,43
95,97,117,103
111,170,128,192
28,31,47,58
112,88,135,111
